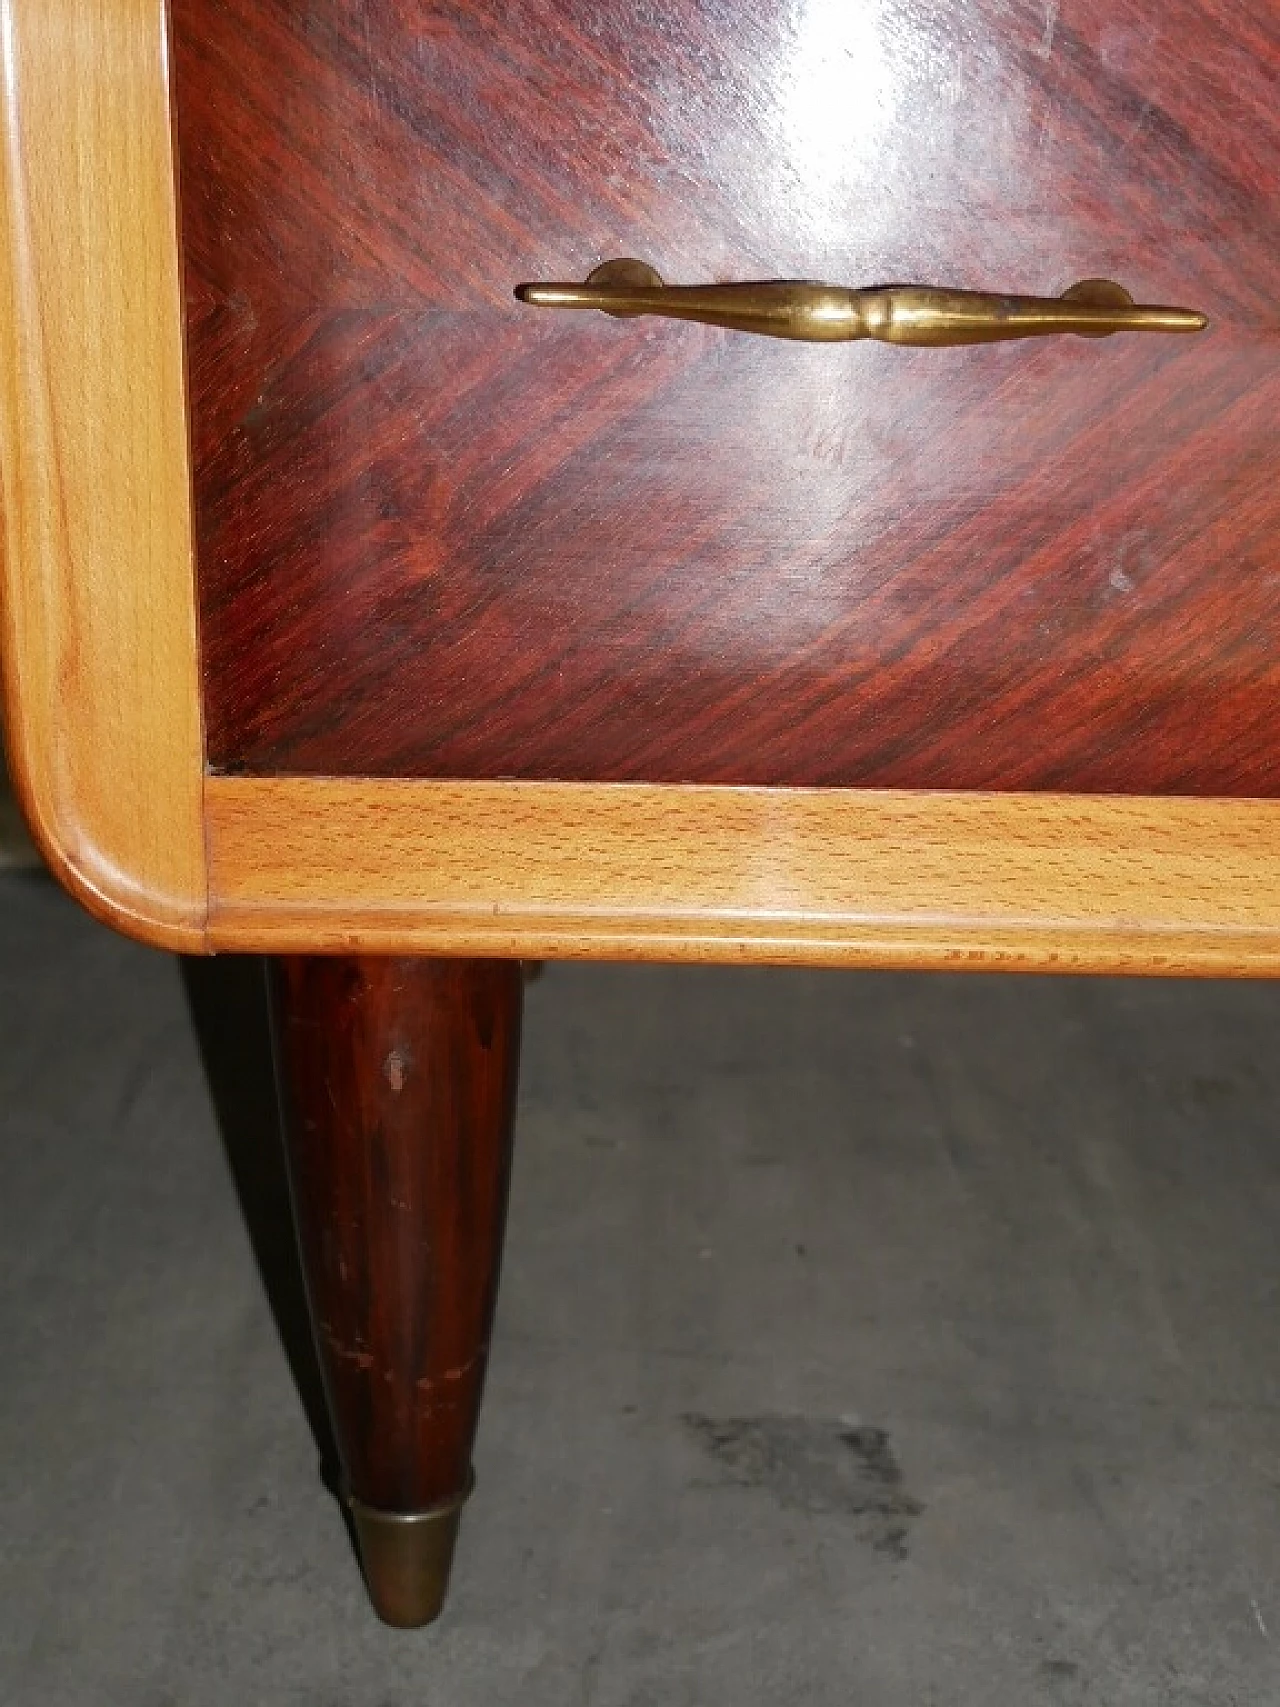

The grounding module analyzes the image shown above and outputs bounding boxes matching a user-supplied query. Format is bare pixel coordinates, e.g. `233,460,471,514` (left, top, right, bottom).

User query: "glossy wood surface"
273,955,522,1515
9,0,1280,972
174,0,1280,794
0,0,206,949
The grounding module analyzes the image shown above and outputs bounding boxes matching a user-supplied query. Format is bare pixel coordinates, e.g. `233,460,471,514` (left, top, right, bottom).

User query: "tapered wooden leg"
271,956,523,1627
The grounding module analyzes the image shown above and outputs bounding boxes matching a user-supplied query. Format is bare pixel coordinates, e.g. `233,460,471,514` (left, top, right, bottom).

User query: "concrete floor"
0,744,38,871
3,871,1280,1704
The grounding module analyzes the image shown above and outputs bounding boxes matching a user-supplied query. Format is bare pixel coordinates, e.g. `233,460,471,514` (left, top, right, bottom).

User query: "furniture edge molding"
205,776,1280,976
0,718,205,953
0,0,208,953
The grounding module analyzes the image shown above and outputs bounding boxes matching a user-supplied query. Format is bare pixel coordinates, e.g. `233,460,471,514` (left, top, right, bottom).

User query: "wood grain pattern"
174,0,1280,794
207,775,1280,975
0,0,206,949
273,954,522,1621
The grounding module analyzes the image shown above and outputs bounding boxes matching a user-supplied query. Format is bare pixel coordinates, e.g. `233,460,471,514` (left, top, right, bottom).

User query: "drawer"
173,0,1280,796
5,0,1280,967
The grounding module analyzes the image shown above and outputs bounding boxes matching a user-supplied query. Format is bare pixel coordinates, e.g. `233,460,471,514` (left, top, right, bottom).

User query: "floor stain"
1185,1073,1239,1109
684,1414,924,1558
1041,1657,1081,1679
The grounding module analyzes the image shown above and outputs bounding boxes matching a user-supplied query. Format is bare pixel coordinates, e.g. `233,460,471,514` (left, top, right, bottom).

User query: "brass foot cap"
348,1481,472,1628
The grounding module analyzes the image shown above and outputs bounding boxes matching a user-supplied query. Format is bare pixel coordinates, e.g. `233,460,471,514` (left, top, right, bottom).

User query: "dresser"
2,0,1277,1628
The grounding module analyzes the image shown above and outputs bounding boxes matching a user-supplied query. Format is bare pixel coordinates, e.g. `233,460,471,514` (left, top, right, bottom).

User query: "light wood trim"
206,777,1280,975
0,0,207,950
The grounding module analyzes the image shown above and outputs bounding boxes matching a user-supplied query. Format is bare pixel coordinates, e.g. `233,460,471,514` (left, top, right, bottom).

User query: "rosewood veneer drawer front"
174,0,1280,796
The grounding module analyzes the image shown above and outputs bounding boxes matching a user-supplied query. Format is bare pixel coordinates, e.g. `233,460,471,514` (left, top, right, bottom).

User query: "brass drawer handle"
516,259,1206,345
